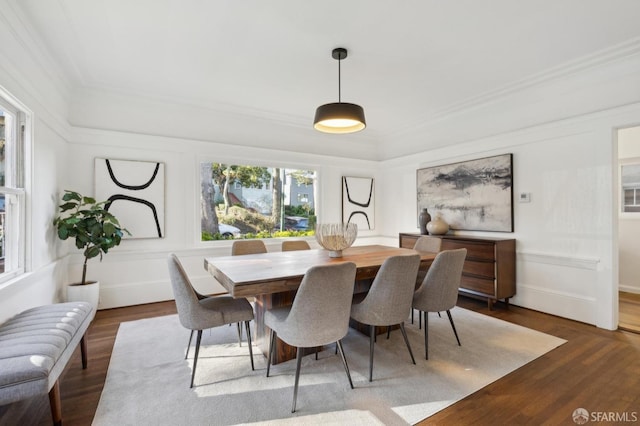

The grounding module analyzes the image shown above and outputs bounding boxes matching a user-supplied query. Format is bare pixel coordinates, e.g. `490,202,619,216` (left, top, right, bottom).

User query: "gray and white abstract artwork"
417,154,513,232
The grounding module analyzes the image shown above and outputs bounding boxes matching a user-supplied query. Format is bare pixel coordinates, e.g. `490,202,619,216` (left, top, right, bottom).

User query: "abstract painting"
342,176,375,230
95,158,165,239
417,154,513,232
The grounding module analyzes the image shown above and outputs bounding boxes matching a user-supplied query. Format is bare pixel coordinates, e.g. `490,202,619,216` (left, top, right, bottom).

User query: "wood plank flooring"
619,291,640,333
2,297,639,426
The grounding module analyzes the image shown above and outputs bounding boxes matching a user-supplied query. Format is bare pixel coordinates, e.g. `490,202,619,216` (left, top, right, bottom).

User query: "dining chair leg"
399,322,416,365
185,330,194,360
411,309,414,324
419,311,422,329
386,326,391,339
292,347,303,413
266,329,276,377
236,322,243,347
190,330,203,388
446,310,461,346
369,325,375,382
424,311,429,360
336,340,354,389
244,321,254,370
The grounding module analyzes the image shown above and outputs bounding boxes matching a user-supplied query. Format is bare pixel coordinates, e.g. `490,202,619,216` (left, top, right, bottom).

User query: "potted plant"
53,190,130,312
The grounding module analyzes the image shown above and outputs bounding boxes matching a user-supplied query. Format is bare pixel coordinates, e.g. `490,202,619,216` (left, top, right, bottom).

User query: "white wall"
618,126,640,294
0,0,71,322
380,103,640,329
65,127,380,309
2,0,639,330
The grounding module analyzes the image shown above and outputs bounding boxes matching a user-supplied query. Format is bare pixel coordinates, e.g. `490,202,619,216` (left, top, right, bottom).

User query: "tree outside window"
200,163,316,240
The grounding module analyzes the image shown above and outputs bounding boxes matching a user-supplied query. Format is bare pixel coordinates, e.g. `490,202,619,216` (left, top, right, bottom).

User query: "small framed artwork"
342,176,375,230
95,158,166,239
416,154,513,232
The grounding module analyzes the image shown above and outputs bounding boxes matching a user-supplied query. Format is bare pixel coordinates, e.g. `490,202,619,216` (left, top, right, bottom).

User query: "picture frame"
95,158,166,239
342,176,375,230
416,154,513,232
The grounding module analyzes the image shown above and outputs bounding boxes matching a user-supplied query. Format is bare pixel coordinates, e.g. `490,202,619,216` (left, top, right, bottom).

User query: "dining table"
204,244,436,364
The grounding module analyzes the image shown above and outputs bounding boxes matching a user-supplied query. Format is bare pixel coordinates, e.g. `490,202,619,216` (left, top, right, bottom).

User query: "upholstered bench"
0,302,94,426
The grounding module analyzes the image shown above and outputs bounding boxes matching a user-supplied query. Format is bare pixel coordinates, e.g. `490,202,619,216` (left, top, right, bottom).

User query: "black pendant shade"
313,48,366,134
314,102,366,134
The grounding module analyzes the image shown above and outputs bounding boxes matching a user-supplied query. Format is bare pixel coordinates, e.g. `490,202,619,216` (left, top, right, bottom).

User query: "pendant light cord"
337,55,342,103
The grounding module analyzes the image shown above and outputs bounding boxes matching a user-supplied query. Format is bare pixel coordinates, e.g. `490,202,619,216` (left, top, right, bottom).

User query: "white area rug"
93,307,565,425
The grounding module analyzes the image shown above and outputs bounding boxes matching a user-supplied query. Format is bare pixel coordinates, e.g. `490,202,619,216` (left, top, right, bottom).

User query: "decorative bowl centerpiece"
315,223,358,258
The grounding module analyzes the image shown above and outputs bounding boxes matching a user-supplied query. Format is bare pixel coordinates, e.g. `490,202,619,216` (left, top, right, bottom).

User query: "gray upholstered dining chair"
265,262,357,413
414,235,442,253
350,254,421,382
167,253,255,388
231,240,267,256
281,240,311,251
412,235,443,326
412,248,467,360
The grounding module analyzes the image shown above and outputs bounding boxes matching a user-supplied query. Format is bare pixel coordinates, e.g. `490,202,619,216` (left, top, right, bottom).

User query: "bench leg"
81,335,88,369
48,380,62,426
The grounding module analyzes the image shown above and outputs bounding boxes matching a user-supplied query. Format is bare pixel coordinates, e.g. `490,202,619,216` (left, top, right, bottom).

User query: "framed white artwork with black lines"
95,158,165,239
342,176,375,230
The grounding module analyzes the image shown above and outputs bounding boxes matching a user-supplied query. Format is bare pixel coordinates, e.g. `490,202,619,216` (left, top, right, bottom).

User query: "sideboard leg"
487,298,494,310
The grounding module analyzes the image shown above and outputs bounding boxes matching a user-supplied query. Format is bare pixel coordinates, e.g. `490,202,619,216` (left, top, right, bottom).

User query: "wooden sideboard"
399,233,516,309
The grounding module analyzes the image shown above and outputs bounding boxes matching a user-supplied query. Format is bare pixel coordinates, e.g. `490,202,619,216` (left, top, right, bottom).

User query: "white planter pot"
66,281,100,319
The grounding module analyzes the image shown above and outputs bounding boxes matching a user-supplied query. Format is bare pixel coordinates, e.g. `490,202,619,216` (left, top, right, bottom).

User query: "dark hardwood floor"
2,297,639,426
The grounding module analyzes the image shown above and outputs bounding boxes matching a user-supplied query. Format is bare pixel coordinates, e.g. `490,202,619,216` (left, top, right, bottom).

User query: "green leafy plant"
53,190,130,285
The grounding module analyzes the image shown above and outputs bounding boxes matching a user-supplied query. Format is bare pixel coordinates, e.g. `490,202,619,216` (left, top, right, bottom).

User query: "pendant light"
314,47,366,134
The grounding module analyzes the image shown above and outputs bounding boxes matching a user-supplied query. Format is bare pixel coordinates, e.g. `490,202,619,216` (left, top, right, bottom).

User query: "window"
621,163,640,213
200,163,316,239
0,94,27,281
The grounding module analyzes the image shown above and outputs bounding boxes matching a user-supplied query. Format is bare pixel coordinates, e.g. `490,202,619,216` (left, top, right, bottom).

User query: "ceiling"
16,0,640,159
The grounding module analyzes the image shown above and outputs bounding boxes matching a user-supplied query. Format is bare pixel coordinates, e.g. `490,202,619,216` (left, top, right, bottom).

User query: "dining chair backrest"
232,240,267,256
279,262,357,348
168,253,223,330
357,254,421,325
281,240,311,251
414,248,467,312
414,236,442,253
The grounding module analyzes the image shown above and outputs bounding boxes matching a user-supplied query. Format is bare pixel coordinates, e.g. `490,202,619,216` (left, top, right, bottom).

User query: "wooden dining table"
204,244,436,364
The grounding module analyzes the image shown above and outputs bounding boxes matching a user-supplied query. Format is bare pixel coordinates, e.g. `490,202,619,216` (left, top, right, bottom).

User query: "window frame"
196,156,320,244
619,158,640,218
0,88,31,285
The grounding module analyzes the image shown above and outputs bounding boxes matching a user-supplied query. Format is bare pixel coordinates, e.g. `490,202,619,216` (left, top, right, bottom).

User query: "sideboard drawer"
461,275,495,296
462,260,495,279
441,240,495,261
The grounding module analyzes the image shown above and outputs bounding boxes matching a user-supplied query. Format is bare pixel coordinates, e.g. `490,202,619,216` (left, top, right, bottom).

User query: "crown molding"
390,37,640,139
2,0,73,98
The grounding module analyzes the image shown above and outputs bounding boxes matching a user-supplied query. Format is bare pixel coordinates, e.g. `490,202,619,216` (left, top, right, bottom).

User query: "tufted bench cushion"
0,302,94,425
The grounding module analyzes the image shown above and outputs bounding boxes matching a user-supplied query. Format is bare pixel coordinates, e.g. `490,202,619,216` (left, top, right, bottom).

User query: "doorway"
617,126,640,333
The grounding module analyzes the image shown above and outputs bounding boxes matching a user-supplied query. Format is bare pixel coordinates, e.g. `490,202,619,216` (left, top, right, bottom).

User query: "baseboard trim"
619,285,640,294
510,284,597,325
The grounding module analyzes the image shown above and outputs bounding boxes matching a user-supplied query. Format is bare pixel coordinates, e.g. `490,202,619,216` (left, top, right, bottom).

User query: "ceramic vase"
418,208,431,235
426,214,449,235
